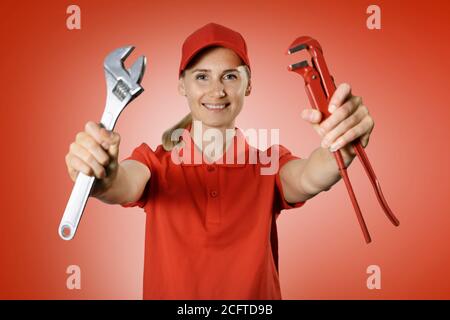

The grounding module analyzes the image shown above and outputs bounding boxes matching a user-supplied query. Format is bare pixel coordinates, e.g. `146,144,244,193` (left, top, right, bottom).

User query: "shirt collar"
173,122,250,167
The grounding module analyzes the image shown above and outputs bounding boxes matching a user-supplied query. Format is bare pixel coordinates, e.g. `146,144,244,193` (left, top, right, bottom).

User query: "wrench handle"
58,111,118,241
58,173,95,240
58,45,146,241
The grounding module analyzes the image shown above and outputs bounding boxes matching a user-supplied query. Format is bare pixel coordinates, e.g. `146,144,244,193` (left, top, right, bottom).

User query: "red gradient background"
0,0,449,299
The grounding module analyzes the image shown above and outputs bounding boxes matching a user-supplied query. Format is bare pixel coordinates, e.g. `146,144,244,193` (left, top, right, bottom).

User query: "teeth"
203,103,228,110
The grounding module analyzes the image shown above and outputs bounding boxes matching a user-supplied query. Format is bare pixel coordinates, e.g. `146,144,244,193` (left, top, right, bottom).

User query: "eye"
224,73,238,80
195,73,207,80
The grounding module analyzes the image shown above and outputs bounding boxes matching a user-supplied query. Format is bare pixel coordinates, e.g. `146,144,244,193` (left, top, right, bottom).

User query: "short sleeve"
273,144,307,212
120,143,154,209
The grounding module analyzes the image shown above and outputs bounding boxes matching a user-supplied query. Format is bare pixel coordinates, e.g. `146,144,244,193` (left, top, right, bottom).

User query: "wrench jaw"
104,45,146,99
102,46,147,128
104,45,134,84
128,55,146,86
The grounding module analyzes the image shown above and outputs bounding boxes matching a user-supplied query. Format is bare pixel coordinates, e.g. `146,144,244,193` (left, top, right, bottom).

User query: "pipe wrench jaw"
286,38,321,82
288,36,337,104
288,60,308,73
286,40,308,74
286,40,330,117
287,60,319,84
287,36,323,55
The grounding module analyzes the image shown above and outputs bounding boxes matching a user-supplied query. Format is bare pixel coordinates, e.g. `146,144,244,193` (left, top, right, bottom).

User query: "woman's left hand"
301,83,374,158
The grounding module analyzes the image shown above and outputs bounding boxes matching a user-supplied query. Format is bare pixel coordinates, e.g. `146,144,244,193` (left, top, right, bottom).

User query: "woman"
64,23,374,299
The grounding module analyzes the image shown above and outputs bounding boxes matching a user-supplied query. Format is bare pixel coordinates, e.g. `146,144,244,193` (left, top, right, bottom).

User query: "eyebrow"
191,68,239,73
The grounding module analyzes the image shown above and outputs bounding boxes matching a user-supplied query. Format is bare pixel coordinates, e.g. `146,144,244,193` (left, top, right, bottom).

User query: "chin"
194,113,234,128
200,118,231,128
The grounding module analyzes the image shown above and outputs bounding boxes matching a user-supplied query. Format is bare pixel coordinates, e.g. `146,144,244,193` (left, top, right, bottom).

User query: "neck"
189,119,236,157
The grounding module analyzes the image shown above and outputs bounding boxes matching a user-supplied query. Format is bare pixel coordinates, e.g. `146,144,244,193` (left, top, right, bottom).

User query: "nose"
208,80,226,98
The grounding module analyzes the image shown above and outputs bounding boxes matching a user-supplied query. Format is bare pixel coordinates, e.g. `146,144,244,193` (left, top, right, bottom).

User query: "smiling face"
178,46,251,129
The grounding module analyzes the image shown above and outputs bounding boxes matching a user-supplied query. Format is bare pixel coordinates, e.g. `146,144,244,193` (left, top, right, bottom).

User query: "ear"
178,77,186,96
245,79,252,96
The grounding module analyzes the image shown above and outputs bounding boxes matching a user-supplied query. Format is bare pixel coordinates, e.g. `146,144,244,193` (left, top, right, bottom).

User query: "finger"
311,123,324,137
65,153,80,182
69,143,106,179
360,132,370,148
301,108,322,124
108,132,121,160
75,133,110,167
67,153,96,179
321,105,368,148
360,117,374,147
85,121,114,150
329,116,374,152
319,96,363,137
328,83,352,113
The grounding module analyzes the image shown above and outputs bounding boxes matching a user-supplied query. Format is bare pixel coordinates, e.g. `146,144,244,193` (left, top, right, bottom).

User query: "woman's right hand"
65,121,121,197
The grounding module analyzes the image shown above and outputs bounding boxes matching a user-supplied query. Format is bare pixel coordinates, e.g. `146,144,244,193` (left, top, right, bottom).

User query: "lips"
201,103,230,111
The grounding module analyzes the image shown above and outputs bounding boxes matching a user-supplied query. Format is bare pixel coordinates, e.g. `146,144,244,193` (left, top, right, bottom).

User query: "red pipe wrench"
286,36,399,243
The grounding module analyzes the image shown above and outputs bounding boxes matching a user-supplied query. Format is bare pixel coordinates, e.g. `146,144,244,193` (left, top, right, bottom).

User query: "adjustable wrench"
286,36,399,243
59,46,146,240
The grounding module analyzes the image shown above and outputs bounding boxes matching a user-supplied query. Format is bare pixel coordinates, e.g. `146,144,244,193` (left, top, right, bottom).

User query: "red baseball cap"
178,22,251,77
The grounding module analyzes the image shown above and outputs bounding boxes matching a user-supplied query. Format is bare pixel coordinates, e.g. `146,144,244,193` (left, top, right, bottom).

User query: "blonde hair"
162,48,251,151
162,112,193,151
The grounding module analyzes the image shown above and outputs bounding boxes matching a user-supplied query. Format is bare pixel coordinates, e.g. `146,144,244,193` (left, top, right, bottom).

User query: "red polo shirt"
120,126,306,299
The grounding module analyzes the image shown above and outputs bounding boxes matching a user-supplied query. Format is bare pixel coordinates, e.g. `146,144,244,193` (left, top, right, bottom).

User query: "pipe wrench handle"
58,173,95,240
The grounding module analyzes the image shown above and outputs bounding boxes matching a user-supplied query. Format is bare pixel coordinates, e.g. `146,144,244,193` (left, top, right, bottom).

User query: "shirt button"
210,190,218,197
207,165,215,172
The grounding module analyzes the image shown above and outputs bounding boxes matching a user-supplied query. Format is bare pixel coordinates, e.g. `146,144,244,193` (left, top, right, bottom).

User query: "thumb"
301,108,322,124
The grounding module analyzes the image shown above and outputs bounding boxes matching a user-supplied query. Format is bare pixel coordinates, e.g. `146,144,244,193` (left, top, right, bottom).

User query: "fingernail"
328,104,337,113
301,110,308,119
321,138,330,148
329,139,342,152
